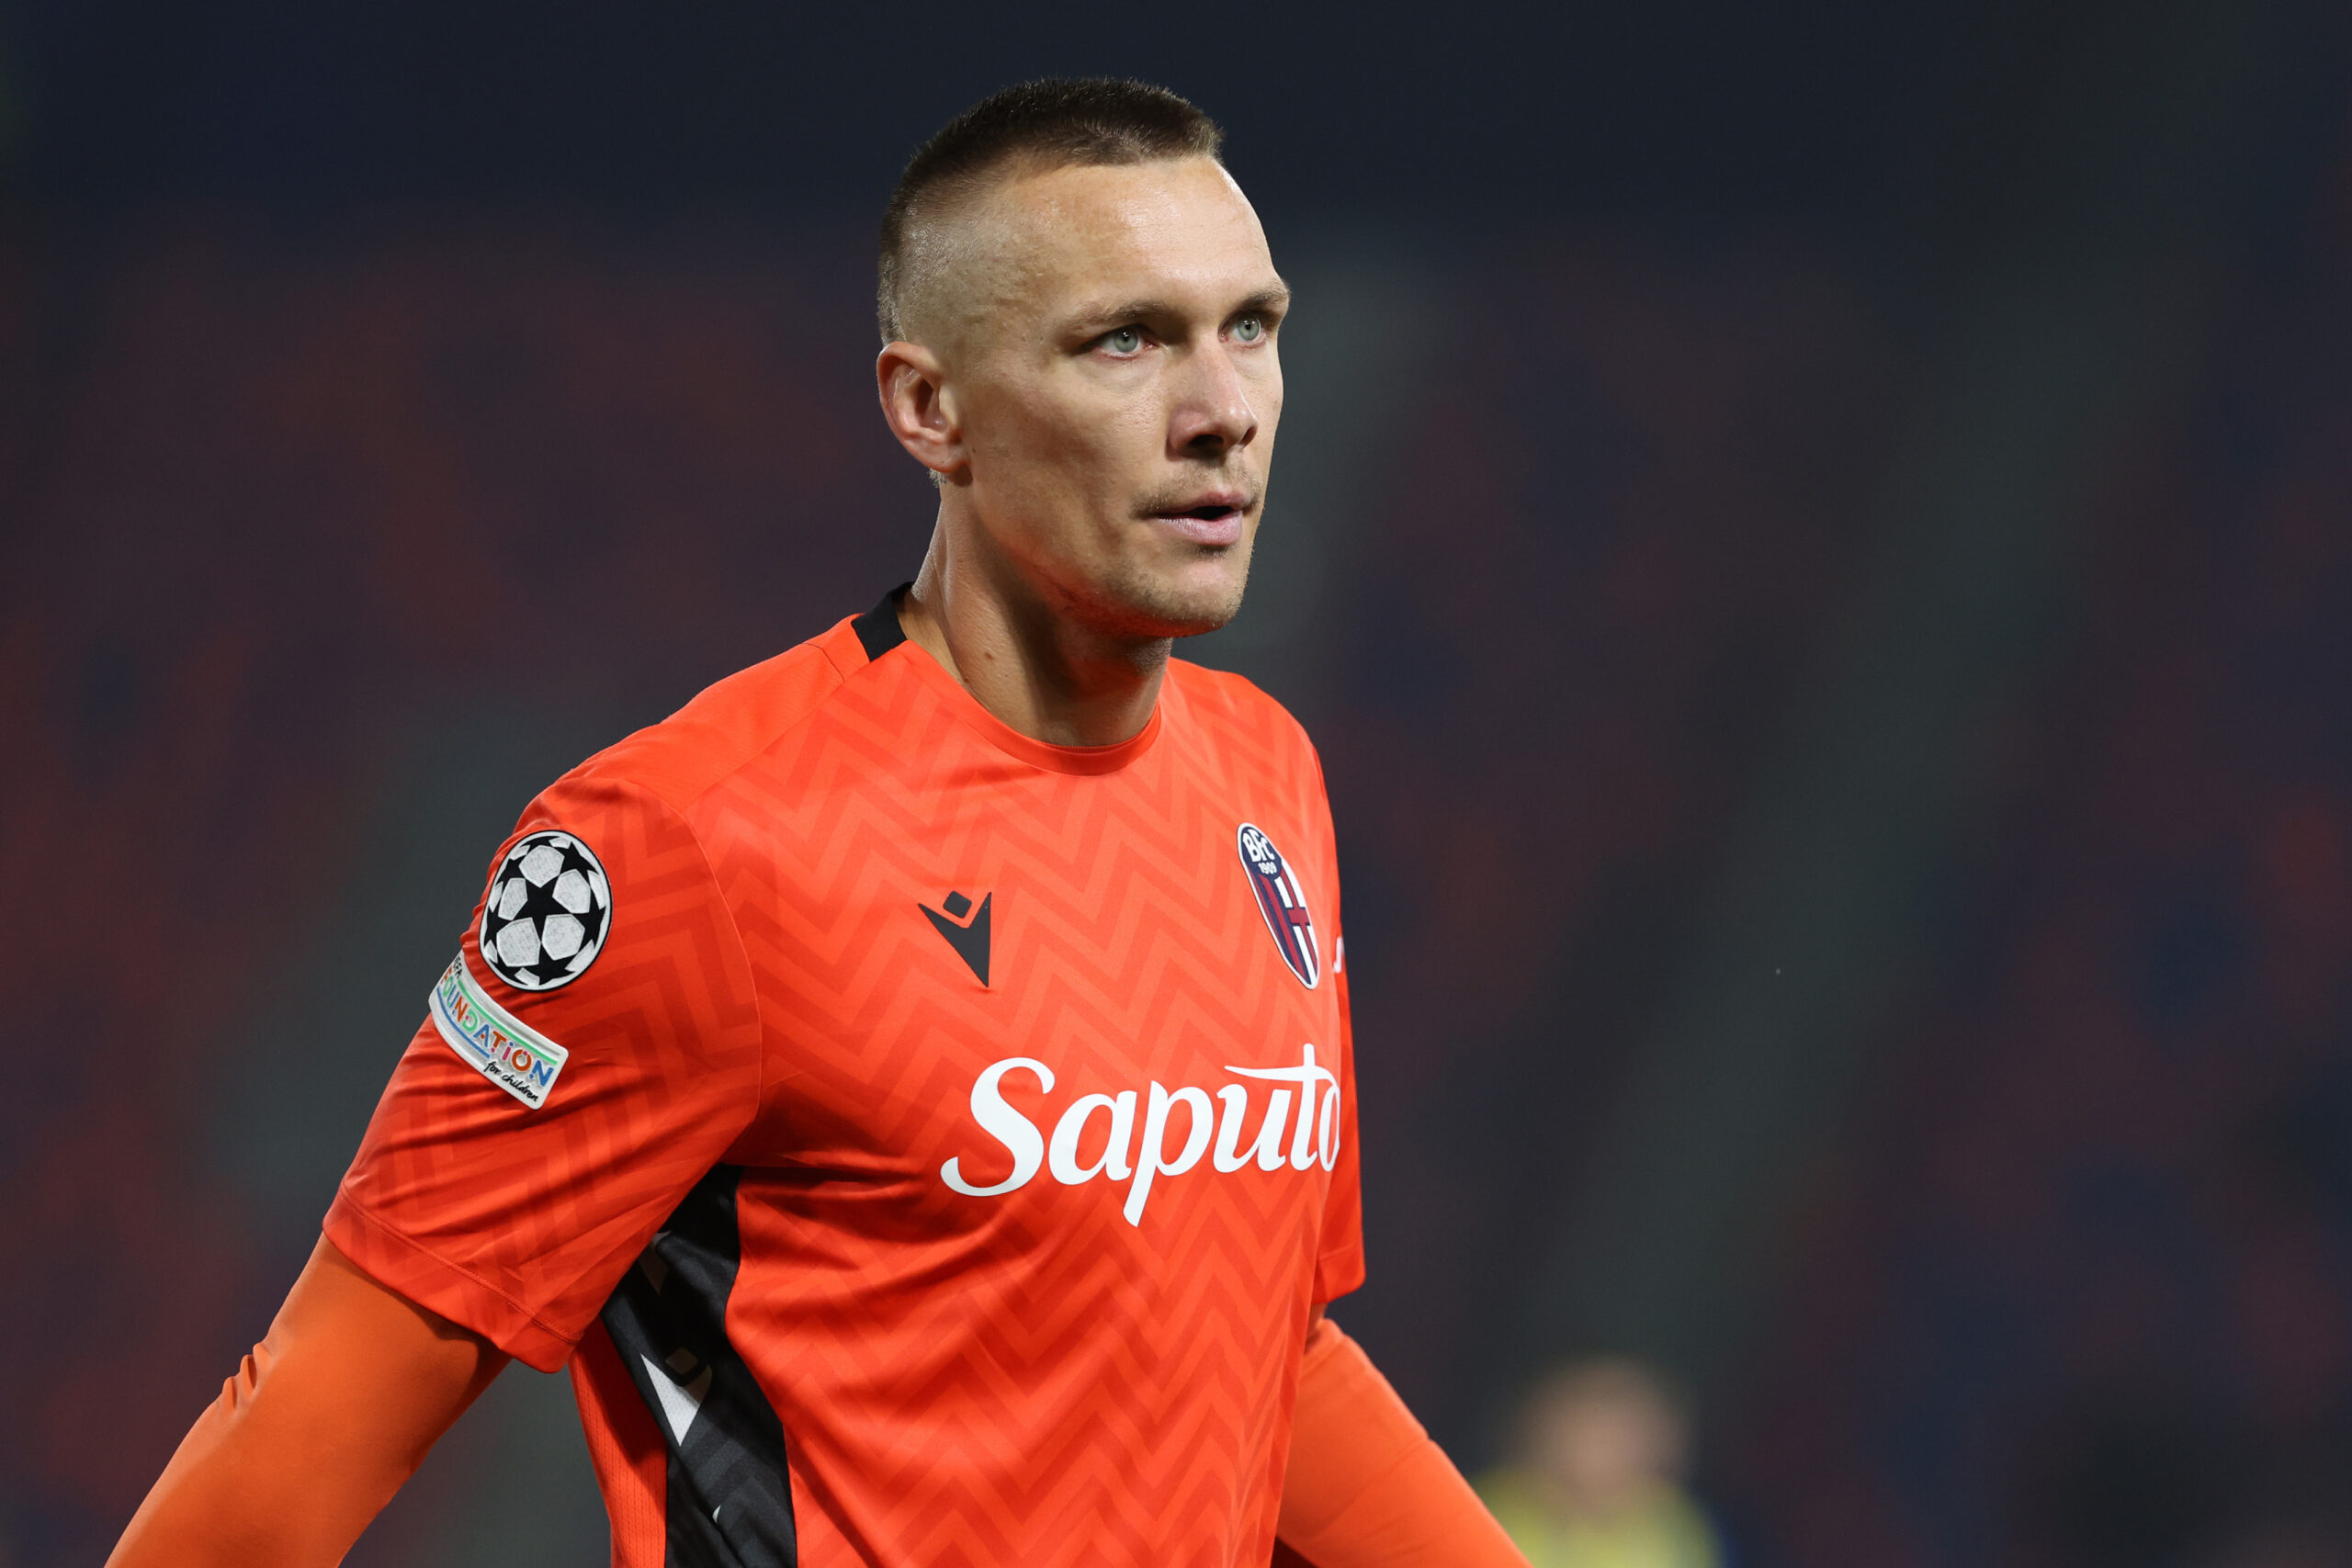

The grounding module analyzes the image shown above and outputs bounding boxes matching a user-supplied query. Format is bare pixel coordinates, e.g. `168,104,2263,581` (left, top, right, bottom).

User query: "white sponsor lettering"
938,1043,1339,1226
1214,1083,1290,1171
941,1058,1054,1196
1049,1091,1137,1185
1226,1047,1341,1170
1127,1083,1216,1225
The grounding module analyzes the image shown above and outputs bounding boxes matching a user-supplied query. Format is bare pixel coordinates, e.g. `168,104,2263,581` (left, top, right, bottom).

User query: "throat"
899,570,1170,750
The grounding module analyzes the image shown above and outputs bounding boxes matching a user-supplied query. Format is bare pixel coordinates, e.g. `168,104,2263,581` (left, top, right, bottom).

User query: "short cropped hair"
877,78,1224,344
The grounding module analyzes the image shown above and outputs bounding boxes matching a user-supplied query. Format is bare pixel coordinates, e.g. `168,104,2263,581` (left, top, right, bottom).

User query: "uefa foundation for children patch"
428,954,571,1109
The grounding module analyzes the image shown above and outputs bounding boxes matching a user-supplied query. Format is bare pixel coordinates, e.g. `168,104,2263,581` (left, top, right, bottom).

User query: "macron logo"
921,890,991,987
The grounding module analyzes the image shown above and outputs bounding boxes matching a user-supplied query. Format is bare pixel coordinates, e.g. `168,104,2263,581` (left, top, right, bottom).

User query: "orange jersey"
325,592,1363,1568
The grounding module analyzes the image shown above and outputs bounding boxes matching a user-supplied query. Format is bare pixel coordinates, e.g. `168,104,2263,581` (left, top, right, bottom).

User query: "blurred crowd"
1726,143,2352,1568
5,96,2352,1566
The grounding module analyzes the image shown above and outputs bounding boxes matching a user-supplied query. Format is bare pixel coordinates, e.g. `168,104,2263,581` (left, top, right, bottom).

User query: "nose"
1167,341,1259,457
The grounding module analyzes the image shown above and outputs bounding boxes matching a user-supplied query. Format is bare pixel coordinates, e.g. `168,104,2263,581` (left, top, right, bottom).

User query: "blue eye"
1232,315,1266,344
1103,327,1144,355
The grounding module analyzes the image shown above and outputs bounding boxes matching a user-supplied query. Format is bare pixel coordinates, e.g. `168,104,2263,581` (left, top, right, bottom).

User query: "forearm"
1277,1315,1527,1568
107,1237,505,1568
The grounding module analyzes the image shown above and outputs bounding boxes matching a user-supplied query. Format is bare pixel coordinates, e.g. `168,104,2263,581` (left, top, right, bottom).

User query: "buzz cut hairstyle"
877,78,1225,344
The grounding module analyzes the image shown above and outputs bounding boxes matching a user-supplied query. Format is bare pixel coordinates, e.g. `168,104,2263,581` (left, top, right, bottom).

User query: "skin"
876,153,1288,747
110,152,1330,1568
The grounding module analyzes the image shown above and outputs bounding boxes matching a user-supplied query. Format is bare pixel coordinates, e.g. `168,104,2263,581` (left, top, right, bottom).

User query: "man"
108,79,1525,1568
1476,1361,1724,1568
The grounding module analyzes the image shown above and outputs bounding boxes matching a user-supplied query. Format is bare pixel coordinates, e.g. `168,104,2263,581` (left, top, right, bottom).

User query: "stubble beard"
1099,473,1262,639
1085,533,1255,642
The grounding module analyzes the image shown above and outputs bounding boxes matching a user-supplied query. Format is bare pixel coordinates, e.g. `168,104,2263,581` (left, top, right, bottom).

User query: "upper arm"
1280,1320,1529,1567
106,1237,506,1568
281,1236,510,1460
326,773,765,1369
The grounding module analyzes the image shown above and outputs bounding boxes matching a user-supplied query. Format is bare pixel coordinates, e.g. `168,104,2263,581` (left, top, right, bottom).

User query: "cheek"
963,368,1184,538
1005,403,1161,505
1249,363,1283,433
966,409,1121,552
977,384,1124,472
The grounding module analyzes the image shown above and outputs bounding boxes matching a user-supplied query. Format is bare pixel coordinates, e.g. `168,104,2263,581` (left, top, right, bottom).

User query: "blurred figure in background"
1479,1359,1724,1568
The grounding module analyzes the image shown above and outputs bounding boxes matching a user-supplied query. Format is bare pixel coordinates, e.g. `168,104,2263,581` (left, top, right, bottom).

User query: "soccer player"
107,79,1526,1568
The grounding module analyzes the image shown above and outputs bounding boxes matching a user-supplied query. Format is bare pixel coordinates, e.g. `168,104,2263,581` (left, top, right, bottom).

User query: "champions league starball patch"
1237,822,1320,989
479,830,612,991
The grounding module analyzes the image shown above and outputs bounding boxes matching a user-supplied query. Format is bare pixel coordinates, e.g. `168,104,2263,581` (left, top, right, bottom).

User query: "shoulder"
1167,658,1318,765
1167,659,1329,809
481,616,873,978
561,615,874,820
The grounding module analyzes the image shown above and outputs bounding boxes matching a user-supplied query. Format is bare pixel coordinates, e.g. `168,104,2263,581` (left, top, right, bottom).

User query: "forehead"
978,157,1274,319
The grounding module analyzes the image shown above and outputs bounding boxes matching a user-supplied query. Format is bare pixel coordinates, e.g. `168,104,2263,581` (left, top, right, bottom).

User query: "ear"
876,341,966,480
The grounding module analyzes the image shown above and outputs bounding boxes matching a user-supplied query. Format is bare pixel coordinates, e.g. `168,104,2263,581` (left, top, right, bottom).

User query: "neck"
898,510,1170,750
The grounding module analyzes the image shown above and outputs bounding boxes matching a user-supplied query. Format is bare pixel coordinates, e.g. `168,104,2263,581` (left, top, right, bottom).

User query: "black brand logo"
920,890,992,987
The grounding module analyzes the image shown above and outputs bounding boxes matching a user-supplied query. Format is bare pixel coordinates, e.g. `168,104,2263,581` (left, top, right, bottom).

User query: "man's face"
930,156,1285,639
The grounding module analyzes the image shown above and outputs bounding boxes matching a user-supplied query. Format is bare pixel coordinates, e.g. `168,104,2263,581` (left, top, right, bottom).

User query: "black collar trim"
851,583,912,663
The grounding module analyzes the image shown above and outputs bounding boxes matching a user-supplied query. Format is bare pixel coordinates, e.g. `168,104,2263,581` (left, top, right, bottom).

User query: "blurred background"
6,1,2352,1563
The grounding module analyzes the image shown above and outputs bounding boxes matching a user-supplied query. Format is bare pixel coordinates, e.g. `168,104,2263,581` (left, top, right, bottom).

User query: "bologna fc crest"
479,830,612,991
1238,822,1320,989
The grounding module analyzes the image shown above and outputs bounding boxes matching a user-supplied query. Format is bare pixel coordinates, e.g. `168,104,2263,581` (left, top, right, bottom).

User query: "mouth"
1146,493,1252,548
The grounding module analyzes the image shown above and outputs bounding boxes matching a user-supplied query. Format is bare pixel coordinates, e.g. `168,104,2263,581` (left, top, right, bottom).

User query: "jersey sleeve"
1310,757,1366,1305
324,771,763,1371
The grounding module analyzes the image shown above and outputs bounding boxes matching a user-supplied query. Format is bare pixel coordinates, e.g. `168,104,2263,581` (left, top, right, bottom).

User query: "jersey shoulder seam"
585,629,881,821
611,773,775,1124
563,626,888,1117
658,635,907,817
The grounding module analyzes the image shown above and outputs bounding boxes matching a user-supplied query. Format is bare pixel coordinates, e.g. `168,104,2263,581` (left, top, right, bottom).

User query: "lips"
1149,492,1251,547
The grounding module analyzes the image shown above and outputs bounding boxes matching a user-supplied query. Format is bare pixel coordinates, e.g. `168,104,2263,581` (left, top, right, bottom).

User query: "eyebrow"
1234,285,1293,318
1073,282,1293,334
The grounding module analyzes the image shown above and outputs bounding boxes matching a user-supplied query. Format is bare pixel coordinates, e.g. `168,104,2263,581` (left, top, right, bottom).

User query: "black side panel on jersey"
602,1165,797,1568
851,583,910,662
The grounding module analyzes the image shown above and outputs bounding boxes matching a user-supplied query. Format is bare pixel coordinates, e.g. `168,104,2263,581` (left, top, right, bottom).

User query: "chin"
1089,558,1250,640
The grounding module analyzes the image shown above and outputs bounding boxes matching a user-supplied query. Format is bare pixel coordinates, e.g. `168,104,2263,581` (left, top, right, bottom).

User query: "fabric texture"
1277,1317,1530,1568
327,599,1363,1567
104,1239,507,1568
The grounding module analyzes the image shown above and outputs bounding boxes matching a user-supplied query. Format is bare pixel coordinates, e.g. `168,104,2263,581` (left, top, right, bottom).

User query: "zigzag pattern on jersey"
333,610,1364,1567
330,773,767,1371
673,643,1357,1567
